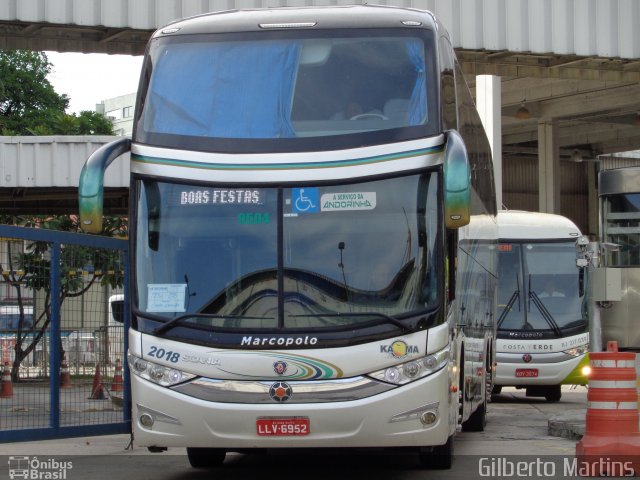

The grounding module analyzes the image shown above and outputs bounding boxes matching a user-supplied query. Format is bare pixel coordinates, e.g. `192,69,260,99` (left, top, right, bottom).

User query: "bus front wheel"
419,435,454,469
186,448,226,468
544,385,562,402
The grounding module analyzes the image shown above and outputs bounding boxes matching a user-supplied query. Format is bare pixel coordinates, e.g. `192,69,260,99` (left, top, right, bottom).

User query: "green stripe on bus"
561,354,590,386
131,146,443,171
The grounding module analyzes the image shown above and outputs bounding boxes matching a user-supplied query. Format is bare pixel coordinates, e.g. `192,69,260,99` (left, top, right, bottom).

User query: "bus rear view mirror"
443,130,471,229
79,138,131,234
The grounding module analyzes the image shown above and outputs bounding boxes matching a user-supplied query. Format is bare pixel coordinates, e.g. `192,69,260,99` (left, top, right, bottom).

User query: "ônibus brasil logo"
8,456,72,479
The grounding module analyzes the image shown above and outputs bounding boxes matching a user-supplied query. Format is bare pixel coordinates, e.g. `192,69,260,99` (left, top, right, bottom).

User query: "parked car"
62,331,97,364
106,294,125,364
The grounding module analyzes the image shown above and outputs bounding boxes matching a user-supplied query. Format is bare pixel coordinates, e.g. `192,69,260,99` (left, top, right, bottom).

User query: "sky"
45,51,144,114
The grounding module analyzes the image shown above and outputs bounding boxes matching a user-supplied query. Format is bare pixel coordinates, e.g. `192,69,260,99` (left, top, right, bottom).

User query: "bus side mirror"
79,138,131,233
443,130,471,229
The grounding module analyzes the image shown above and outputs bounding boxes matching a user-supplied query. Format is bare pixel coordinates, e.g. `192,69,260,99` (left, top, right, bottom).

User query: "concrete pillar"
538,121,560,213
587,163,599,239
476,75,502,210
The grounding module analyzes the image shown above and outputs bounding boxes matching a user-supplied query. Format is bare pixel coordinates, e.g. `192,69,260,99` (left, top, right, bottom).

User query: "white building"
97,93,136,137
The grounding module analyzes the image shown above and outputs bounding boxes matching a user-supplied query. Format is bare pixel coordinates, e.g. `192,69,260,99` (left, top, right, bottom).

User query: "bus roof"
155,5,437,37
497,210,581,241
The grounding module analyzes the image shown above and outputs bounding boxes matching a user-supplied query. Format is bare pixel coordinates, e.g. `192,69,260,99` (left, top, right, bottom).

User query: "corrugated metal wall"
0,136,129,188
599,156,640,171
0,0,638,59
503,156,590,234
1,1,637,223
561,160,589,236
0,140,598,234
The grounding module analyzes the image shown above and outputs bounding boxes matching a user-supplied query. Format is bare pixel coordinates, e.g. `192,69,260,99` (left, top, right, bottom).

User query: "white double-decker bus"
493,211,590,402
79,5,497,469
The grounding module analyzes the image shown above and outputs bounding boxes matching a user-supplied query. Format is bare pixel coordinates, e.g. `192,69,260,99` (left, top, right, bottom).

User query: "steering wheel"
349,113,389,121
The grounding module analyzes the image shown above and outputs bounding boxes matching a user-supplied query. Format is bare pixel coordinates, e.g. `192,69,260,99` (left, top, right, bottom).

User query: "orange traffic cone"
60,354,72,388
111,358,123,393
0,361,13,399
576,341,640,476
88,364,106,400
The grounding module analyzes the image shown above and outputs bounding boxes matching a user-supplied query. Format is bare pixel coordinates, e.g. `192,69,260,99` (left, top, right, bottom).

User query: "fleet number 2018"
147,346,180,363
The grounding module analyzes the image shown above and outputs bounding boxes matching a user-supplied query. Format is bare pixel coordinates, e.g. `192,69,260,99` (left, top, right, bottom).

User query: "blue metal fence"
0,225,129,442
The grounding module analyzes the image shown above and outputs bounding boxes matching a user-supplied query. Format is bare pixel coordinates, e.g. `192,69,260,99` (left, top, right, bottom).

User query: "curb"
548,412,585,440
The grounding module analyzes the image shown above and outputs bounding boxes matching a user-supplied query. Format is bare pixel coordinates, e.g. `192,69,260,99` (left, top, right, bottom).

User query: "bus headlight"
128,352,196,387
562,344,589,357
369,346,450,385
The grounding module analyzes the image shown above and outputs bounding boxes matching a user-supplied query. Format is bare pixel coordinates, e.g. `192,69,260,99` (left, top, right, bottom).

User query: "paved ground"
0,386,592,479
1,386,587,455
0,382,124,429
458,385,587,456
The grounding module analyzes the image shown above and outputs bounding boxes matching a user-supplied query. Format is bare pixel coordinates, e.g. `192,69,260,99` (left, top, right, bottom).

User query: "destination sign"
173,189,264,206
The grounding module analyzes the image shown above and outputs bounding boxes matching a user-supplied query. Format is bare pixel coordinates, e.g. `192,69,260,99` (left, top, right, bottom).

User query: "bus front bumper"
130,367,453,449
494,353,589,386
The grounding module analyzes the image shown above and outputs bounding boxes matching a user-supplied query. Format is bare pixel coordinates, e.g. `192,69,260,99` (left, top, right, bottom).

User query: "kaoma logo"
380,340,419,358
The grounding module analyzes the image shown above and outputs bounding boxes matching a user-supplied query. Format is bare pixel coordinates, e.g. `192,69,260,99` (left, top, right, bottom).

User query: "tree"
29,110,115,136
0,215,127,381
0,50,69,135
0,50,115,136
74,110,115,135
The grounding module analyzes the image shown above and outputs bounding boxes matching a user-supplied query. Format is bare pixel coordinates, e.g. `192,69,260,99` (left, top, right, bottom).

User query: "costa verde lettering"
504,343,555,351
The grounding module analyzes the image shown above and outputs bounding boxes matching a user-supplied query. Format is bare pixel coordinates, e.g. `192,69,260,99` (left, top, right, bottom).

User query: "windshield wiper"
559,319,588,331
153,313,267,335
289,312,413,333
528,291,563,338
497,276,521,329
497,290,519,328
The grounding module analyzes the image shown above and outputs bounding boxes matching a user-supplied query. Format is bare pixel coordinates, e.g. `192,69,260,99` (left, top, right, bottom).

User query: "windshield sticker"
292,188,319,213
321,192,376,212
174,189,264,206
147,284,187,312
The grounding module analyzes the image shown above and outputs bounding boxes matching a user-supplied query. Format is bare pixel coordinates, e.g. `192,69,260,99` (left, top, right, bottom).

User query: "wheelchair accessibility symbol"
292,188,319,213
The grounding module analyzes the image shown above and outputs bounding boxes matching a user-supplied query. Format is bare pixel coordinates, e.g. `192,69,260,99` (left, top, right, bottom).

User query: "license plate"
256,417,310,436
515,368,539,378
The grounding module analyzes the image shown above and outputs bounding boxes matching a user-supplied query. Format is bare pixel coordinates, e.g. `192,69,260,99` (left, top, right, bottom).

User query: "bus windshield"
134,172,441,333
497,242,586,335
135,30,438,152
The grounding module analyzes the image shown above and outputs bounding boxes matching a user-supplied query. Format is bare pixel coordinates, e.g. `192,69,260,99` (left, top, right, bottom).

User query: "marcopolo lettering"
241,336,318,347
509,331,543,338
